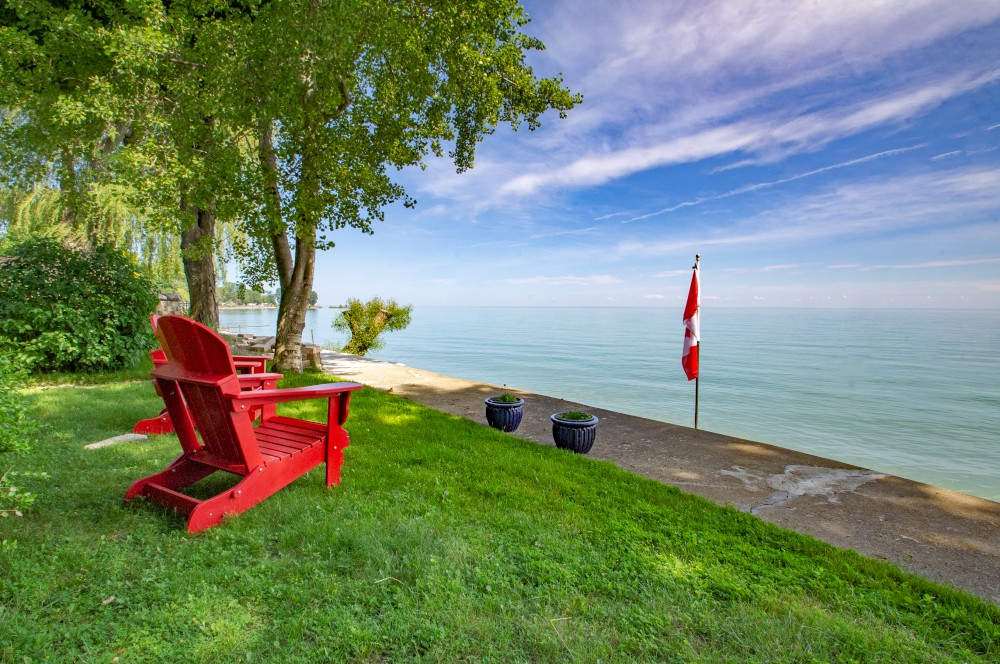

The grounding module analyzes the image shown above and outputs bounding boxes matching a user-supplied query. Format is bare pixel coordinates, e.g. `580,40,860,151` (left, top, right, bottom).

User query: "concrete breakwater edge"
318,349,1000,604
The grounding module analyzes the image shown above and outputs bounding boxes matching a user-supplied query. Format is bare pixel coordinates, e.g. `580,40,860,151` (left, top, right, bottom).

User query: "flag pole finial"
694,253,700,268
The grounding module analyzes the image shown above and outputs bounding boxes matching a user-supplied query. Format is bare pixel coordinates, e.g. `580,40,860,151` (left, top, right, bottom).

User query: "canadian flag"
681,261,700,381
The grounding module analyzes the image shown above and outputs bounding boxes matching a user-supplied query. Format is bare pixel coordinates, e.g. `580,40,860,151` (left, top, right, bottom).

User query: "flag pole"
694,254,700,429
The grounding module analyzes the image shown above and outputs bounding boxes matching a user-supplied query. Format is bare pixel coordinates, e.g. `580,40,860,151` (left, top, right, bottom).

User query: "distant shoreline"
219,305,331,310
219,304,277,310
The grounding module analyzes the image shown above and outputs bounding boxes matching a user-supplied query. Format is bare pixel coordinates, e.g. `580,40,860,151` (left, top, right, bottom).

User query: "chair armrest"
233,356,270,374
231,382,362,410
237,372,284,385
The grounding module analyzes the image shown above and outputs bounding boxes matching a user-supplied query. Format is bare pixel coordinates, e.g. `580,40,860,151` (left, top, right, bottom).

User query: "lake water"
220,307,1000,501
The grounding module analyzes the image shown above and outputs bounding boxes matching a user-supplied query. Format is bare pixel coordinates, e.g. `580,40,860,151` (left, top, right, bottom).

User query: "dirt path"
321,350,1000,603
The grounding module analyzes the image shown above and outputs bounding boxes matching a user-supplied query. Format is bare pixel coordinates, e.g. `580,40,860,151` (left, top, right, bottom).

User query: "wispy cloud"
615,166,1000,257
500,70,996,197
502,274,621,286
931,150,963,160
763,263,807,272
625,144,925,223
868,257,1000,269
528,226,598,240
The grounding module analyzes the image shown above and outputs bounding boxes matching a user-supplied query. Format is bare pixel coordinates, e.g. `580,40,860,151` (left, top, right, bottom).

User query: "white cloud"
406,1,1000,216
499,69,997,197
615,166,1000,257
869,257,1000,269
502,274,621,286
643,293,665,300
528,226,597,240
763,264,807,272
625,144,926,223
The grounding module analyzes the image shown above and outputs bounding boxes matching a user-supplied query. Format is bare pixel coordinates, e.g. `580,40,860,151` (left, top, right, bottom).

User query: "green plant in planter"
556,410,593,421
493,392,520,404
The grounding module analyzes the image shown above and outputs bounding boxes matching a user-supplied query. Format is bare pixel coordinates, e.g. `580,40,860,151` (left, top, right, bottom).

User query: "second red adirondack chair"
125,315,362,533
133,315,274,434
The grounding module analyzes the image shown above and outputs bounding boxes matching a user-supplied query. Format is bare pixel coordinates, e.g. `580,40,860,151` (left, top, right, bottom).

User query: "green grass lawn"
2,371,997,662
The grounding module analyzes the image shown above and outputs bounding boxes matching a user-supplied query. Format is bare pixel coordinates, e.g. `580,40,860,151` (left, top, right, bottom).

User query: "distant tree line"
217,282,277,306
217,282,318,307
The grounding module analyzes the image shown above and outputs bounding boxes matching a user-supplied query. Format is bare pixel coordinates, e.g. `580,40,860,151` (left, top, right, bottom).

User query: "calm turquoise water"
221,307,1000,501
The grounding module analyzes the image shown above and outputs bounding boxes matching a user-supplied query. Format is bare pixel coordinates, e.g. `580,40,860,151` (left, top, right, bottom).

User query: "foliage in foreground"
0,238,157,372
1,374,996,662
334,297,412,356
0,354,35,455
0,352,39,517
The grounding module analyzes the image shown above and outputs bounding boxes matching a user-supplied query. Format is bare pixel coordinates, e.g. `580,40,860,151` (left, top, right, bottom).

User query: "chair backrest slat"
152,316,262,471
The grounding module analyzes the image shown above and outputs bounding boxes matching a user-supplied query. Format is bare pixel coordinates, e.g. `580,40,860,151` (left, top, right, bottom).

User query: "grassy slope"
1,372,997,663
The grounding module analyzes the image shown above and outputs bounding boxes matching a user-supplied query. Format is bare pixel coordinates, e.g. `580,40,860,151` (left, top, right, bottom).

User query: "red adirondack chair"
133,315,274,434
125,315,362,533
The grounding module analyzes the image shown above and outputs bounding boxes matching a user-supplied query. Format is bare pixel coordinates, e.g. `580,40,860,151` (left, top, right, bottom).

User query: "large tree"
0,1,152,238
230,0,580,371
1,1,246,324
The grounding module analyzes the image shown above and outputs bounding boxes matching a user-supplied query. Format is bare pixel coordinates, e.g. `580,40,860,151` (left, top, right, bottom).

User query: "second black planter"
550,413,598,454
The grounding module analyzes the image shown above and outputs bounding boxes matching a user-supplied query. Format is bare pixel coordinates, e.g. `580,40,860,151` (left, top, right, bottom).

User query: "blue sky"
309,0,1000,308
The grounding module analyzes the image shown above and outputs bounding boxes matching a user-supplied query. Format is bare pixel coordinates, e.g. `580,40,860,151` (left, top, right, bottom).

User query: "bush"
0,238,158,372
0,353,35,455
333,297,412,356
0,352,40,517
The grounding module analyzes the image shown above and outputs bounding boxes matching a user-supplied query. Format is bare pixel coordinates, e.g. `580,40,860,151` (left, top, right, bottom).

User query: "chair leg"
124,456,214,501
186,452,322,533
326,429,350,487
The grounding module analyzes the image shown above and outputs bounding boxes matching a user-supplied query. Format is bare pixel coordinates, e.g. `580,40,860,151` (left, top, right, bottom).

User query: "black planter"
484,397,525,432
550,414,598,454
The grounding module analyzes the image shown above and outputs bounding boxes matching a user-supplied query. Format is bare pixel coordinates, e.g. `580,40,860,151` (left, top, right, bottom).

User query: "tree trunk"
59,147,79,232
260,118,316,373
272,236,315,372
180,116,219,328
181,206,219,328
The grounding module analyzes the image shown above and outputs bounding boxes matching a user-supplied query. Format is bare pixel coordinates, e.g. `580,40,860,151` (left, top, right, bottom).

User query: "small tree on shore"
334,298,412,356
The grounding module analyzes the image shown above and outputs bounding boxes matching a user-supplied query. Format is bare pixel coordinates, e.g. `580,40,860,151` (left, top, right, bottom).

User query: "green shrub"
0,353,35,454
0,352,40,517
0,239,158,372
492,392,520,403
334,297,412,356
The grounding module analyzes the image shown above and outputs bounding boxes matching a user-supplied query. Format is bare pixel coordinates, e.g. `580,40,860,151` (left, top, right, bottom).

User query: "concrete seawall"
320,350,1000,604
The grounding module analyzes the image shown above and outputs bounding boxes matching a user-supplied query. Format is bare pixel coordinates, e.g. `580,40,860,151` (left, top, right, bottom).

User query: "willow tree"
0,2,150,237
232,0,580,372
1,1,248,324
